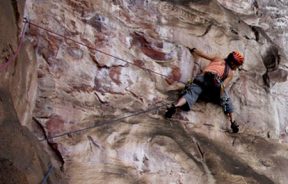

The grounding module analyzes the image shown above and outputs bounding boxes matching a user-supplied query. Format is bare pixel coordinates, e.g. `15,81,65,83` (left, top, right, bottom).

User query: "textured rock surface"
0,0,66,183
18,0,288,183
0,89,66,184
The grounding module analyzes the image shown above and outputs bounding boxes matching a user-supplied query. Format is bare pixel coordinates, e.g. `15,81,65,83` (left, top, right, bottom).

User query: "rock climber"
165,48,244,133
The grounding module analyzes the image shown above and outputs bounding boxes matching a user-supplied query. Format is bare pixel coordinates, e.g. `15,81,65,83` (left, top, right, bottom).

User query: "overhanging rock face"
23,0,288,183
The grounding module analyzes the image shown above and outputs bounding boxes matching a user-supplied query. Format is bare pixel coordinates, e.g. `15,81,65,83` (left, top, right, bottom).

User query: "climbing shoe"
165,104,176,118
231,121,239,133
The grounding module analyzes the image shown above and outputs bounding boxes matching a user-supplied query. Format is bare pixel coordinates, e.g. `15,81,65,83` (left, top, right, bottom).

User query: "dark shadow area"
0,88,66,183
262,45,280,88
262,45,280,72
192,132,275,184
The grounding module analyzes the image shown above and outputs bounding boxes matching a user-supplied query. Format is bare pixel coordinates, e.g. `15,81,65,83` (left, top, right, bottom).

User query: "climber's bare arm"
189,48,219,62
223,72,233,88
221,71,234,95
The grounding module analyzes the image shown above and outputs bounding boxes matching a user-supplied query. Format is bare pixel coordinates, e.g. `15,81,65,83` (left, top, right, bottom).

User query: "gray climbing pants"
182,73,234,114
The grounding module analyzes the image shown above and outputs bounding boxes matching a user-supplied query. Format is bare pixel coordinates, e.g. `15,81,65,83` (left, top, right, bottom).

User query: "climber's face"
230,61,240,70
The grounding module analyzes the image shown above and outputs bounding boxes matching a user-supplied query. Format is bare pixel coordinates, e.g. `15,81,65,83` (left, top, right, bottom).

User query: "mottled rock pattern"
21,0,288,183
0,0,66,183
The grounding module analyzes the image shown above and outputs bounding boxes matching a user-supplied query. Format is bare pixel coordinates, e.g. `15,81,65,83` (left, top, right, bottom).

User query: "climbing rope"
40,163,53,184
16,18,193,141
0,20,28,71
24,18,186,84
41,102,169,141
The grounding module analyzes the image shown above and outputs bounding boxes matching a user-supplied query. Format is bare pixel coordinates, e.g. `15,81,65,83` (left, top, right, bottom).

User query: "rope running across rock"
24,19,186,84
41,102,169,141
0,20,28,71
21,18,188,141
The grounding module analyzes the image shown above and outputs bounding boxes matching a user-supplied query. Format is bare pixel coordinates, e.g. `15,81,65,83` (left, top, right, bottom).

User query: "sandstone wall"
0,0,65,183
7,0,288,183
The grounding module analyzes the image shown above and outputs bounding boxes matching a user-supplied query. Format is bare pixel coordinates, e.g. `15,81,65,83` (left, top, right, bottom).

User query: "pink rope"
0,21,28,71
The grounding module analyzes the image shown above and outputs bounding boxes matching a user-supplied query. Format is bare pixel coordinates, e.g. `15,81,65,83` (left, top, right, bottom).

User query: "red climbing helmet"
231,51,244,65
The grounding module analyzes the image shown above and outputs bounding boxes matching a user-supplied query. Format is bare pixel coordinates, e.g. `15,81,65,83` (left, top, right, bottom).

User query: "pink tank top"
204,58,225,77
